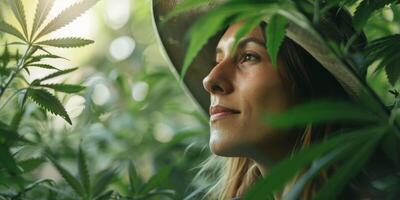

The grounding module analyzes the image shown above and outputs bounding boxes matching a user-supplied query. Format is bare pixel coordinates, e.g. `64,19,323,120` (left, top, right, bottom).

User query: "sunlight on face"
203,23,296,160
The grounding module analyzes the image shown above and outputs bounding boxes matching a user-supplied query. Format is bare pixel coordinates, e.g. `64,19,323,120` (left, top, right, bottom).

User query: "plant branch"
0,44,32,100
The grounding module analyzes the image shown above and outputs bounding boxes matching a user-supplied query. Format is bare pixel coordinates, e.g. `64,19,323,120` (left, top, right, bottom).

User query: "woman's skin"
202,23,299,176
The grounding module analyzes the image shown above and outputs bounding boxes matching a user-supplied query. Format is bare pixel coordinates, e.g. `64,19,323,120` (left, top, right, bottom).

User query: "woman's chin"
209,139,247,157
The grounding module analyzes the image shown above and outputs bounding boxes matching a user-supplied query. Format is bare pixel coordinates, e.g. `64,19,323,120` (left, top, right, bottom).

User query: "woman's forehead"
216,23,265,51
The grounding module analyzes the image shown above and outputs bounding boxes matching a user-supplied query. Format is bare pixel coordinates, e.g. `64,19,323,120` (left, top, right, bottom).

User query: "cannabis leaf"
8,0,28,40
27,88,71,124
266,14,287,68
31,0,55,39
0,21,26,41
37,38,94,48
34,0,100,41
38,84,85,93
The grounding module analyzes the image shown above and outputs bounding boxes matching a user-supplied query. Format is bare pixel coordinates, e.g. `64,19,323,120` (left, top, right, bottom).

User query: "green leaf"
0,145,22,174
230,15,263,56
38,67,78,83
128,162,142,195
23,179,54,193
0,121,21,144
94,190,113,200
181,1,279,81
18,157,46,173
0,21,26,41
7,0,28,40
165,0,211,21
140,166,172,194
92,169,116,197
353,0,395,31
10,106,25,130
366,34,400,85
37,37,94,48
31,0,55,39
381,130,400,167
1,42,11,68
27,64,60,70
39,84,85,93
78,145,91,197
264,100,380,128
35,0,100,40
313,130,384,199
26,54,68,65
266,14,287,68
27,88,72,124
47,155,85,198
283,146,349,200
243,126,384,200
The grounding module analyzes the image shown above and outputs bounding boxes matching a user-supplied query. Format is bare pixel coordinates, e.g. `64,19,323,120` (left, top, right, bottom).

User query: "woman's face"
203,23,296,161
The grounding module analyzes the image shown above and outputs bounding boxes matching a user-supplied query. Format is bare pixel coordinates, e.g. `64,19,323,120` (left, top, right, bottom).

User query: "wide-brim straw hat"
151,0,368,116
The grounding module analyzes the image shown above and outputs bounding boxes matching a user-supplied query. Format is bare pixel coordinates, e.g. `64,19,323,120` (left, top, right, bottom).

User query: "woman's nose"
202,60,234,95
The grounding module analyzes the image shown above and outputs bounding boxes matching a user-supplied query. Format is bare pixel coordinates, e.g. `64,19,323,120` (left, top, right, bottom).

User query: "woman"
152,1,371,199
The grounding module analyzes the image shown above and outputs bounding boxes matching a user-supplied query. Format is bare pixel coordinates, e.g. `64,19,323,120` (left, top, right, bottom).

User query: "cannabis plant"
0,0,98,198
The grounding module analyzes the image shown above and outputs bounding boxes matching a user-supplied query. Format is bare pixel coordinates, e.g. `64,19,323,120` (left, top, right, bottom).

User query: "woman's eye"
240,53,260,64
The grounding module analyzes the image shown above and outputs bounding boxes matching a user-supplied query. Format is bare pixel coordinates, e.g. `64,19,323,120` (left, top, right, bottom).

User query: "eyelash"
214,52,261,65
238,52,260,64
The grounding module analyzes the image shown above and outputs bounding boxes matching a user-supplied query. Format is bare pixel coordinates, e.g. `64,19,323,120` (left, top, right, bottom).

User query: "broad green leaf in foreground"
266,14,287,68
313,130,385,199
180,1,279,81
27,88,71,124
230,15,263,56
37,37,94,48
243,126,385,199
264,100,381,128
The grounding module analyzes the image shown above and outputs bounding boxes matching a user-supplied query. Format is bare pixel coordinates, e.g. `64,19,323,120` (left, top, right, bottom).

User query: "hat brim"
151,0,366,116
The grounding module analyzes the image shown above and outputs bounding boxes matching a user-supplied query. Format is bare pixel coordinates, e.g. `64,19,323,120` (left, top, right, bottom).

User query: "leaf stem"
0,44,32,100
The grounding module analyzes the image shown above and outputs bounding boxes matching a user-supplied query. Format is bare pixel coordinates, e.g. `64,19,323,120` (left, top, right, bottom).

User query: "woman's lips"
209,105,240,122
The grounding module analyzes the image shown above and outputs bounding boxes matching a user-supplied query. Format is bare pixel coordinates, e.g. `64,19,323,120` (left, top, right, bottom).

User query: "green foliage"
7,0,28,40
0,21,26,41
266,14,287,67
37,38,94,48
27,88,72,125
0,0,99,198
31,0,54,39
353,0,395,31
263,100,381,128
34,0,100,41
366,34,400,85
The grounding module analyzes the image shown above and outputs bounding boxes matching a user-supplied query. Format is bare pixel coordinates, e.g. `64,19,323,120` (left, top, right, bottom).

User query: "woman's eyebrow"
237,37,265,49
215,37,265,53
